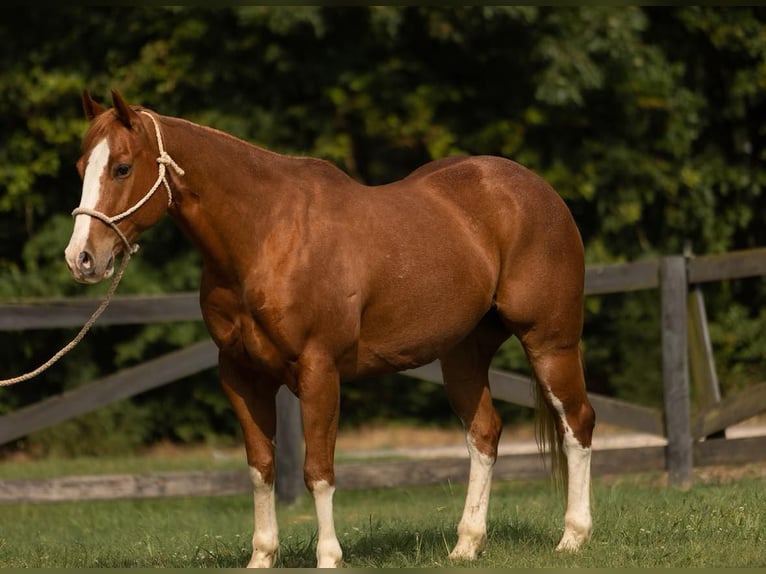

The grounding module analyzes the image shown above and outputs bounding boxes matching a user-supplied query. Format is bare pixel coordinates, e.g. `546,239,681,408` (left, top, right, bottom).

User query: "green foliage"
27,401,151,458
1,7,765,453
708,293,766,395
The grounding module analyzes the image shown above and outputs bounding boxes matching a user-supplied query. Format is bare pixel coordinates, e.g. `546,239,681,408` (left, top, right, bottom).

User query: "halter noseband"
71,111,185,255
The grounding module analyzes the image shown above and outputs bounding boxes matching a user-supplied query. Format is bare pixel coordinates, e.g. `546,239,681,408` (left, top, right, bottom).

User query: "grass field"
0,457,763,567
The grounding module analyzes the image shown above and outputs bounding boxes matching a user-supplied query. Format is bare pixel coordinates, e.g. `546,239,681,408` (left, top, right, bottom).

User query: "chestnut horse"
65,90,594,568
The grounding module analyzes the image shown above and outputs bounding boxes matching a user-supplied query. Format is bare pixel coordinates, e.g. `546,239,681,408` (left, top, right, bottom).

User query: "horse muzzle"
65,246,115,284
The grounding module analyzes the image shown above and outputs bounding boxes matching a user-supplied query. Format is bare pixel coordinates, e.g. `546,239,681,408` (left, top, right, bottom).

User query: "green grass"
0,468,763,567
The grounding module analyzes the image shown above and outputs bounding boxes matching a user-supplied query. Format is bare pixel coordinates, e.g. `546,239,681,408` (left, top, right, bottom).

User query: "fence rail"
0,292,202,330
0,253,672,332
1,247,765,500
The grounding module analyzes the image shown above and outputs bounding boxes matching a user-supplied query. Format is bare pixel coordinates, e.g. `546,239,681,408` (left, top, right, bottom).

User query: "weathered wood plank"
586,393,665,437
692,381,766,440
488,369,536,408
0,445,669,503
694,435,766,466
337,447,668,489
584,259,659,295
4,436,765,503
660,256,693,486
275,386,304,504
593,445,668,475
337,456,470,489
687,287,721,411
406,362,665,436
0,340,218,446
2,249,764,332
0,470,251,503
687,247,766,284
405,361,538,407
500,446,667,482
0,258,666,333
0,292,201,330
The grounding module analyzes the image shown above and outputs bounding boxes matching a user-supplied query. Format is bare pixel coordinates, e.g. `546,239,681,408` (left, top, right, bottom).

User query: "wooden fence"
1,247,765,502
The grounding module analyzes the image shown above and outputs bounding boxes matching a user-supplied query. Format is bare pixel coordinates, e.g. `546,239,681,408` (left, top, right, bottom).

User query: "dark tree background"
1,7,764,456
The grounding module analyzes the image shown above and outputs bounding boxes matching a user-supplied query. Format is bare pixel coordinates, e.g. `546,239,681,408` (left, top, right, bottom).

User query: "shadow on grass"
272,517,556,568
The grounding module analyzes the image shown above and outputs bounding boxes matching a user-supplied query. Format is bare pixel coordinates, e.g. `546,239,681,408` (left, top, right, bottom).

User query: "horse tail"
533,379,567,492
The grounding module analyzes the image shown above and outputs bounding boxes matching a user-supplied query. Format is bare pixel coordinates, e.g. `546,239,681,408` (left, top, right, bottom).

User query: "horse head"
65,90,177,284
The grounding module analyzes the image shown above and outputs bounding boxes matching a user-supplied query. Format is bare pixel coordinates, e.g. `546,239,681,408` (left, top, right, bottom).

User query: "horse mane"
81,106,361,191
164,114,312,163
163,113,362,188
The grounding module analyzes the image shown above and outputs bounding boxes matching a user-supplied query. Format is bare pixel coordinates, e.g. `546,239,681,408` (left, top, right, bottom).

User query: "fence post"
660,256,693,487
275,386,304,503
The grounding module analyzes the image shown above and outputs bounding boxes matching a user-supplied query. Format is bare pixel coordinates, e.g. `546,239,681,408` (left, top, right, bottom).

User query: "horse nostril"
77,250,95,275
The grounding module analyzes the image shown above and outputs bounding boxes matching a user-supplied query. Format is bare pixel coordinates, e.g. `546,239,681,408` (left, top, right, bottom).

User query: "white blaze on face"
65,138,110,263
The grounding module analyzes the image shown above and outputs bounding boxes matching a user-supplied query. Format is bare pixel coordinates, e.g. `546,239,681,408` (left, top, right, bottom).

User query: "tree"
1,7,764,454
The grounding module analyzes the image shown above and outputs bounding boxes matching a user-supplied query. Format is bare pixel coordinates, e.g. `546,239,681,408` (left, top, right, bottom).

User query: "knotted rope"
0,111,184,387
72,111,185,255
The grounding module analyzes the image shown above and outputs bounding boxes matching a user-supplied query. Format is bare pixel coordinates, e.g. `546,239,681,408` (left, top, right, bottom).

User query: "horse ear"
111,89,138,129
82,90,106,122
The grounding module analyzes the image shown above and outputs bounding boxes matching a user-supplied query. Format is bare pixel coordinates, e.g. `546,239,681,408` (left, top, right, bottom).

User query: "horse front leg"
219,353,280,568
297,351,343,568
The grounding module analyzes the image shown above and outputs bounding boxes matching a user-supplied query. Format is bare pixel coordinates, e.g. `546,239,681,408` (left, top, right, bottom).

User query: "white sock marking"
311,480,342,568
544,388,593,551
560,433,592,549
247,467,279,568
450,435,494,560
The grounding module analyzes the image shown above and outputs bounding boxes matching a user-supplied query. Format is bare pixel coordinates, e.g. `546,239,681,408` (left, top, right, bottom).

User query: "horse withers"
65,90,595,567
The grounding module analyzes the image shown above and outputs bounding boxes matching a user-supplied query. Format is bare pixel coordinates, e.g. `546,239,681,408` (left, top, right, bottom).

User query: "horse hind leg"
525,341,595,552
440,317,507,561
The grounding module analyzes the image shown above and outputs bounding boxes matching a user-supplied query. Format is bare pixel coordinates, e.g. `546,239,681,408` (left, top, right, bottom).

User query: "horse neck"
158,115,289,277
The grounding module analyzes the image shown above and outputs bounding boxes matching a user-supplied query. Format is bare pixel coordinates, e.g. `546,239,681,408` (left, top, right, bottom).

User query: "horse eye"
114,164,132,178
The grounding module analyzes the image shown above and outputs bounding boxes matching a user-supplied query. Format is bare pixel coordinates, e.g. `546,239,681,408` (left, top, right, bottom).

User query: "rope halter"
71,111,185,255
0,112,184,387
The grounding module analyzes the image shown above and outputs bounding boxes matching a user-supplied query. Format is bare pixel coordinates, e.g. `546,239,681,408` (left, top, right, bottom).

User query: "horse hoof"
448,547,478,561
247,551,277,568
448,533,485,561
555,530,589,553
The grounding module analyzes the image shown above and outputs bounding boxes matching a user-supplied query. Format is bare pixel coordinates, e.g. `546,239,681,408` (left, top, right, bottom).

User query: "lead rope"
0,112,184,387
0,253,131,386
